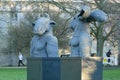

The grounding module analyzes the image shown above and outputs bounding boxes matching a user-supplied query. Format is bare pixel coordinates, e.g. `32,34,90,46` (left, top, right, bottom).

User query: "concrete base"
27,57,102,80
82,57,103,80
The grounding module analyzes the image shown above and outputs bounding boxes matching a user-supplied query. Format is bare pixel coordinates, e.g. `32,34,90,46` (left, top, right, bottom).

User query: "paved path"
104,66,120,70
0,66,27,68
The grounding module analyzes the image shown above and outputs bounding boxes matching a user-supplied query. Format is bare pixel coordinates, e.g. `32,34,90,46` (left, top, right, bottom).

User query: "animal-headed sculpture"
30,13,59,57
69,6,108,57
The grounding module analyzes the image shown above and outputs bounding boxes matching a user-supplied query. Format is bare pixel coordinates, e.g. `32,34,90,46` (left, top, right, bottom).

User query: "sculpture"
30,13,59,57
69,6,108,57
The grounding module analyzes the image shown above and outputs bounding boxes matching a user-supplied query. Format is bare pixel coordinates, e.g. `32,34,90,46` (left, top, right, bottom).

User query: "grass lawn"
103,68,120,80
0,67,120,80
0,67,26,80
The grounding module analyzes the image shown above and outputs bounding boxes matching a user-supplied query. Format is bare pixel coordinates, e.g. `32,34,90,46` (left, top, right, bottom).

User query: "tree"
8,22,33,54
48,0,120,57
91,0,120,56
7,1,74,55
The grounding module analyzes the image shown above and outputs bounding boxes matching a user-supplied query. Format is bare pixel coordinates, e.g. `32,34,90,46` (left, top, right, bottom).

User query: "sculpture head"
70,6,91,31
32,13,56,36
78,5,91,19
70,5,108,31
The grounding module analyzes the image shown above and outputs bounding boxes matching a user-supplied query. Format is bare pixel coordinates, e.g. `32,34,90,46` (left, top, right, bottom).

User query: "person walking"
106,49,112,63
18,52,25,66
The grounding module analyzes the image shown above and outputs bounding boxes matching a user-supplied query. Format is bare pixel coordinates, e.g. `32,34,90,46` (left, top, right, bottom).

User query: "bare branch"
48,1,74,16
104,21,119,40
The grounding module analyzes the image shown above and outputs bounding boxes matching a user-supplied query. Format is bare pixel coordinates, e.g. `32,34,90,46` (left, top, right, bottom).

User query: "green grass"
0,68,26,80
0,67,120,80
103,68,120,80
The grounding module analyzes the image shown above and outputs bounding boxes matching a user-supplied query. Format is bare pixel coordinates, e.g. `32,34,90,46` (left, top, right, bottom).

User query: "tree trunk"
96,23,105,57
97,38,104,57
118,41,120,65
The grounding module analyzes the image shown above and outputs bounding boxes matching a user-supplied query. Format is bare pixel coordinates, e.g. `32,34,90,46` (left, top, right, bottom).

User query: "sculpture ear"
78,9,85,17
50,21,56,26
32,22,35,27
78,6,91,19
37,13,41,19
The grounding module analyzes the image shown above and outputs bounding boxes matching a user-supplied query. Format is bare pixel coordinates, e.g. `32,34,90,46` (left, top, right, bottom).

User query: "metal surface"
42,58,61,80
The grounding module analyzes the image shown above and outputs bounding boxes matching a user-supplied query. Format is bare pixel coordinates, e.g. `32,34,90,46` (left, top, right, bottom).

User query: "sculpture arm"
46,36,59,57
86,9,108,22
69,36,79,47
78,35,92,57
30,38,34,57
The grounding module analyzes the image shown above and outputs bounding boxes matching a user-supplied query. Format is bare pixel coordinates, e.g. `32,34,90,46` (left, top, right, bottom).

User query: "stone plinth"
27,57,102,80
82,57,103,80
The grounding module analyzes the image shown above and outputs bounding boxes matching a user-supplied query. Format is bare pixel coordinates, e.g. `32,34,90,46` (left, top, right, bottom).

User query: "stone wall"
0,53,16,66
0,52,27,67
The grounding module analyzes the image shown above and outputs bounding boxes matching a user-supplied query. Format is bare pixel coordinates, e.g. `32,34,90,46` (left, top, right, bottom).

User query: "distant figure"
106,49,112,57
106,49,112,62
18,52,25,66
118,53,120,65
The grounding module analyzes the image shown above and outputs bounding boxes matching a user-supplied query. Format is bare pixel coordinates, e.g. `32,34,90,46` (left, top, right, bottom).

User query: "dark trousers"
18,60,25,66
